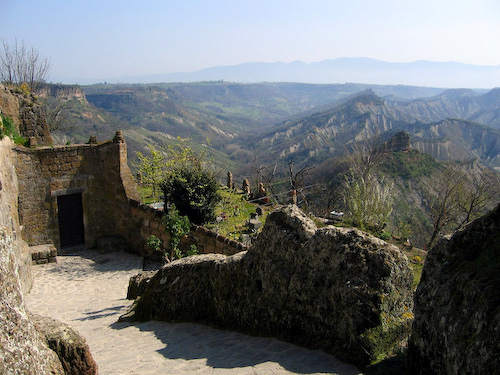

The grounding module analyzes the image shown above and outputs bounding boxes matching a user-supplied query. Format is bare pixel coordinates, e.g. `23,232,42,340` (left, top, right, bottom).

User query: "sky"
1,0,500,84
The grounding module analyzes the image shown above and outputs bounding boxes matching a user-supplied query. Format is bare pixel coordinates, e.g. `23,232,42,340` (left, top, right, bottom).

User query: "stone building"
1,84,141,253
15,132,141,251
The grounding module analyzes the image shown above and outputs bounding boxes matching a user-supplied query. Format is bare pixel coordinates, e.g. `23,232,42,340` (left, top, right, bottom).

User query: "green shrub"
1,113,15,139
0,113,28,145
161,165,221,225
164,204,191,260
378,231,392,241
146,235,161,253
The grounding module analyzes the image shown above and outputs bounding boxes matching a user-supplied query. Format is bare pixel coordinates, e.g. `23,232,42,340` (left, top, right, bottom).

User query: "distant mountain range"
97,58,500,89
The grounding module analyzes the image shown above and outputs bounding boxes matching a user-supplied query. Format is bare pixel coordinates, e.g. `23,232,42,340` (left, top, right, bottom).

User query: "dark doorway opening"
57,193,85,248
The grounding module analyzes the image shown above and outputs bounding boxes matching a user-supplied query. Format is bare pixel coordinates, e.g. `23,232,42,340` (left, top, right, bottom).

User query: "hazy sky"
2,0,500,83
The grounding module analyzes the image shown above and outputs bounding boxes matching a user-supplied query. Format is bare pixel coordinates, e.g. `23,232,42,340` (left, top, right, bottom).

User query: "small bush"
161,165,221,225
1,113,15,139
164,204,191,260
378,231,392,241
146,235,161,253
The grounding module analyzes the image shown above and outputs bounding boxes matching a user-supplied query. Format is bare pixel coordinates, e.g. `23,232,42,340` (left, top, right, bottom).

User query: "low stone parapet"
30,244,57,264
129,199,248,259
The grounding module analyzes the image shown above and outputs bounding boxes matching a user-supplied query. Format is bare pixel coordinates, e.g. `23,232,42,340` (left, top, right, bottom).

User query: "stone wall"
130,199,247,260
408,203,500,374
14,133,141,251
0,83,52,145
127,205,414,368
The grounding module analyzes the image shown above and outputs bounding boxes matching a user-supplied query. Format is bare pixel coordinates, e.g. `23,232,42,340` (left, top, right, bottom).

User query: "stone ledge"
30,244,57,265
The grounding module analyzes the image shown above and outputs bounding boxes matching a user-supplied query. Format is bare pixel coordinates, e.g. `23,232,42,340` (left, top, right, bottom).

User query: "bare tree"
288,160,314,207
0,39,51,92
455,167,500,231
251,159,278,202
426,164,500,249
345,135,384,180
426,167,462,250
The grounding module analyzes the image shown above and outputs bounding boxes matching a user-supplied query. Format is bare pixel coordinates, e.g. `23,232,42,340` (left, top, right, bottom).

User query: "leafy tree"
161,165,221,225
136,145,165,201
136,137,212,202
0,39,51,92
136,138,221,224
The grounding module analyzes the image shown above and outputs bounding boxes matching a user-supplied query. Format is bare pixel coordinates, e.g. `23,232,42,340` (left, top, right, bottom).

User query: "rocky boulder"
127,270,157,300
31,314,98,375
408,203,500,374
127,205,414,368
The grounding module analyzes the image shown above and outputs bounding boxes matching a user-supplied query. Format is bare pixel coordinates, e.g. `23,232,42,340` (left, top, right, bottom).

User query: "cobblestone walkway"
25,250,361,375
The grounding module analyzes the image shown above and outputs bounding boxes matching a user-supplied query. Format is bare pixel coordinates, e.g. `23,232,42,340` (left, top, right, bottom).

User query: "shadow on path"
111,320,360,375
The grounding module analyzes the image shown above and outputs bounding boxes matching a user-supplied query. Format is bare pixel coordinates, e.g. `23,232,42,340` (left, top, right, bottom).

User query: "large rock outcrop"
127,205,414,368
408,203,500,374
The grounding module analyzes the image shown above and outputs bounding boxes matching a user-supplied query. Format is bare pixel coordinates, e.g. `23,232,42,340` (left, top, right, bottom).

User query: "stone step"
30,244,57,265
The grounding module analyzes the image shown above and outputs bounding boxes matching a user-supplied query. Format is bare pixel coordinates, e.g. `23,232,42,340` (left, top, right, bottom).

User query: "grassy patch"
1,113,28,145
205,188,269,241
381,150,440,180
137,185,269,242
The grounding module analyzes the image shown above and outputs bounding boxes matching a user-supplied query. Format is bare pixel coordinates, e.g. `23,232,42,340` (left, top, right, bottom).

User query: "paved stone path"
25,250,362,375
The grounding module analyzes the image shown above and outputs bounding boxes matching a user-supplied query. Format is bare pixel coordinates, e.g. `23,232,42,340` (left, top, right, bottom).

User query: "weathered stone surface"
408,203,500,375
31,313,98,375
0,83,52,145
129,205,414,368
0,137,33,292
96,236,125,254
0,84,21,129
30,243,58,264
381,130,411,153
0,229,65,375
127,270,157,300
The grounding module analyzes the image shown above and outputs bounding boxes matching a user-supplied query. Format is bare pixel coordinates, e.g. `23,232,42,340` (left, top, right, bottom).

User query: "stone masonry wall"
14,134,141,251
0,83,52,145
129,199,248,260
